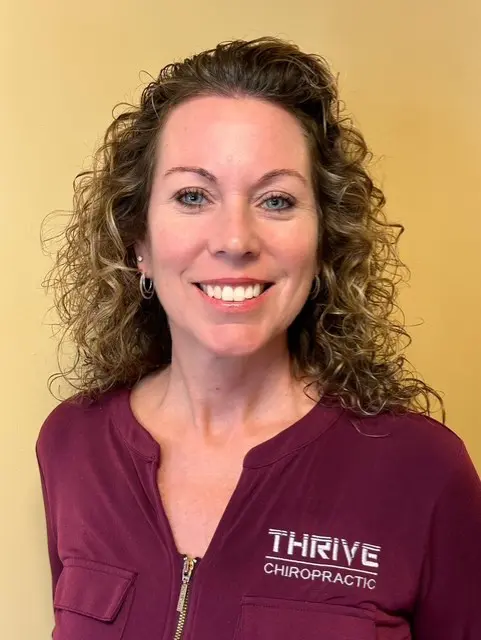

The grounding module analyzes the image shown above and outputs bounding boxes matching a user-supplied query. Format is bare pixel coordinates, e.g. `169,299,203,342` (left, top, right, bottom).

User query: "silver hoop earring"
309,275,321,300
139,273,154,300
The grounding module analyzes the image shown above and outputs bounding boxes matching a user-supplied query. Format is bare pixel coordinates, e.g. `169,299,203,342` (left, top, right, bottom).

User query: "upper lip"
194,278,272,286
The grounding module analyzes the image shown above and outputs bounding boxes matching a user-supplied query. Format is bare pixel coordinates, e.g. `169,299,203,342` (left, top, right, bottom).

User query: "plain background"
1,0,480,637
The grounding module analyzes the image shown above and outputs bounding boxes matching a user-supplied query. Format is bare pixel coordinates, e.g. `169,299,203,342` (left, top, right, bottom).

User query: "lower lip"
194,285,272,312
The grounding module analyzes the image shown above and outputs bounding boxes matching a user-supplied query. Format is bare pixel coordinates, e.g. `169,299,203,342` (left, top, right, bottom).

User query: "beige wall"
1,0,480,636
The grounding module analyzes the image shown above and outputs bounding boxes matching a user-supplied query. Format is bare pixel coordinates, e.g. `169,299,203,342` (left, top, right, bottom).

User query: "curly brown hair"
43,36,444,420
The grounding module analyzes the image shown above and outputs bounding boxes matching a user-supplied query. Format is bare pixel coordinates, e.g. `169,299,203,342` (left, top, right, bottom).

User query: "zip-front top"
175,557,197,640
36,386,481,639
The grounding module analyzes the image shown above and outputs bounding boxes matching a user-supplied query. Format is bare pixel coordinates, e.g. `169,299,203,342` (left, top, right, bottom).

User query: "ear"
134,240,152,276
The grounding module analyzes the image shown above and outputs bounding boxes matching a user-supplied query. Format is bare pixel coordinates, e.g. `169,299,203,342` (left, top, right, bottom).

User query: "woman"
37,37,481,639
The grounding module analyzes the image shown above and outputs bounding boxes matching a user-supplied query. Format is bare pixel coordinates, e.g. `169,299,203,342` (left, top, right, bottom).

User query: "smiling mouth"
194,282,273,302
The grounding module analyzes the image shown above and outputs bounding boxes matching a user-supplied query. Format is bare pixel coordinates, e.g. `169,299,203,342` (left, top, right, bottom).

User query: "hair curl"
43,36,444,420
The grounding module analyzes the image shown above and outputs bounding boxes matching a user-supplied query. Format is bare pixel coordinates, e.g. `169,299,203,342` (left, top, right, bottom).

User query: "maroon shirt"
36,386,481,639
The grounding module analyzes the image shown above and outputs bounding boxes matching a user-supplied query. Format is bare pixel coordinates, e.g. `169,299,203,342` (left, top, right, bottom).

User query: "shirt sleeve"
412,441,481,639
36,445,63,601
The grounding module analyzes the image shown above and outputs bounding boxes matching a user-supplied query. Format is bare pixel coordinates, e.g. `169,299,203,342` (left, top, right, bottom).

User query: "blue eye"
262,195,294,211
175,189,295,212
176,189,208,208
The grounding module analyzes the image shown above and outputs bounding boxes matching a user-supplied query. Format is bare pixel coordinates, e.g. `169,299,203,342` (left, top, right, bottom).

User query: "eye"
261,193,295,211
175,188,210,209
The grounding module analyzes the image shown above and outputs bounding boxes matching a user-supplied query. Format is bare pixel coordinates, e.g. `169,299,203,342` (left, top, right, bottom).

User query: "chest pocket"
53,558,136,639
234,596,376,640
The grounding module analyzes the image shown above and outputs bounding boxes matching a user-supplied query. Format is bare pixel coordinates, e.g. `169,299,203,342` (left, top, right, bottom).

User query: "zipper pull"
176,556,196,613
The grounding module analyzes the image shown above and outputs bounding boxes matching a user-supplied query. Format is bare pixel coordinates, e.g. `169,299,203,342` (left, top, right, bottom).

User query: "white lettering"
265,527,381,591
341,539,360,566
354,575,365,588
264,561,377,589
268,529,288,553
287,531,309,557
332,537,340,562
361,544,381,568
309,535,332,560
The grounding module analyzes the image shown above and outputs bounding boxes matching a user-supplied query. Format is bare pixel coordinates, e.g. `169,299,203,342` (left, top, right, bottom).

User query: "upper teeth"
200,283,265,301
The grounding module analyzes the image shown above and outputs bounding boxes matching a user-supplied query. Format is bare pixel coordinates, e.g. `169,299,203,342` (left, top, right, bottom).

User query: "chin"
201,328,273,359
206,340,265,359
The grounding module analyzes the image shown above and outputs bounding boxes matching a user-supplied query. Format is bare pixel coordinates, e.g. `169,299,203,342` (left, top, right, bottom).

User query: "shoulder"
349,408,462,445
341,408,475,488
35,387,126,465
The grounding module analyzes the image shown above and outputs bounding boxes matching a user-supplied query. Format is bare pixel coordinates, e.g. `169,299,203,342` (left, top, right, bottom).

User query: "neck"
143,335,317,442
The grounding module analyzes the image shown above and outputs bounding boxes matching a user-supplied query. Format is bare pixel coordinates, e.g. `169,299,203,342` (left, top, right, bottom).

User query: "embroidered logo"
265,528,381,590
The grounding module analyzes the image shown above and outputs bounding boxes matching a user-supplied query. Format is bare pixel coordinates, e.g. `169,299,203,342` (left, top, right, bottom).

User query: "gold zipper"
174,555,197,640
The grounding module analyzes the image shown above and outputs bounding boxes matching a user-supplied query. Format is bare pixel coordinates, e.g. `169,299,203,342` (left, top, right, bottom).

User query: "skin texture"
138,96,318,357
135,95,319,438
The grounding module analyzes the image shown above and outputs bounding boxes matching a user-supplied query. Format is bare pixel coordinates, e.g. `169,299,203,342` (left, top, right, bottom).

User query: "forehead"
156,95,311,177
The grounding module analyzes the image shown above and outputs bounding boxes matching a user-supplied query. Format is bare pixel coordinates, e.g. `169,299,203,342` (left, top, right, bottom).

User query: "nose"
207,200,261,261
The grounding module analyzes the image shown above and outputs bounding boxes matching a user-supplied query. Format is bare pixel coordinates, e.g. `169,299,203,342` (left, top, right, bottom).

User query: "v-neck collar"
110,386,345,468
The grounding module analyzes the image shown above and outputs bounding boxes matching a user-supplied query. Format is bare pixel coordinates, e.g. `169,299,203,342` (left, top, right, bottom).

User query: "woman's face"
137,95,319,358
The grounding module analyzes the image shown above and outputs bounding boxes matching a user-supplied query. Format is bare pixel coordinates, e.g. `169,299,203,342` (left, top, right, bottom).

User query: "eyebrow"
163,166,308,188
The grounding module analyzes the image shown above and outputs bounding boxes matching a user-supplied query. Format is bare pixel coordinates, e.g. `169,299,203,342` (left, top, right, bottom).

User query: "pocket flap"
54,558,136,622
238,596,376,640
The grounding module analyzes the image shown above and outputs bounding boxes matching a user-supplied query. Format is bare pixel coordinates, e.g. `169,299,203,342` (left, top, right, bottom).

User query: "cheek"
276,224,319,277
148,218,199,270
